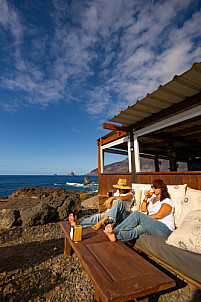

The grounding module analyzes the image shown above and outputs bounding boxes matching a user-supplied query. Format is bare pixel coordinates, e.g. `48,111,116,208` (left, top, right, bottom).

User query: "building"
97,62,201,199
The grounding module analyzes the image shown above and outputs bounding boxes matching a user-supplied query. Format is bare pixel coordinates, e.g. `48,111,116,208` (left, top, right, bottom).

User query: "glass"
108,189,114,197
149,189,154,197
145,189,154,198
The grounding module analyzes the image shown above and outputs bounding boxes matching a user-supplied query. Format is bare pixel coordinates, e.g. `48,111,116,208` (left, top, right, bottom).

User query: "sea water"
0,175,98,197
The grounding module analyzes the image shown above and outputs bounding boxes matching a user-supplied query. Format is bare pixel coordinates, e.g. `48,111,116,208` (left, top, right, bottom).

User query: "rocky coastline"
0,186,97,230
0,187,199,301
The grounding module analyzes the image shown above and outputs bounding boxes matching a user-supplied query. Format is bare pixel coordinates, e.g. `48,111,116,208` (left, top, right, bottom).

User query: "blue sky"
0,0,201,175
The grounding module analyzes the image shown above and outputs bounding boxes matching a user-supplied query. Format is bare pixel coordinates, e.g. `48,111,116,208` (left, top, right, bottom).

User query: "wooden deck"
60,221,175,302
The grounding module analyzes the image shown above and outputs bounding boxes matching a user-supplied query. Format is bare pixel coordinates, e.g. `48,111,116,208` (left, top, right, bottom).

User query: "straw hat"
113,178,131,189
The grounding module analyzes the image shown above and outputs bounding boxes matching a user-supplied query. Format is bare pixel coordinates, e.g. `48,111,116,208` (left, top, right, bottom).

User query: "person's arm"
140,200,149,212
149,203,172,219
113,192,133,201
104,197,114,209
140,191,150,212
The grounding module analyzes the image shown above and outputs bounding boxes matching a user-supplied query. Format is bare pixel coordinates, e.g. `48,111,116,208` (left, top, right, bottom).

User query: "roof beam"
102,122,130,132
134,104,201,137
104,149,128,155
149,115,201,135
132,91,201,130
172,124,201,137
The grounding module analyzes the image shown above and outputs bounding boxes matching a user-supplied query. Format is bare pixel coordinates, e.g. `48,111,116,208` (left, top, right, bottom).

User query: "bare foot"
104,224,116,242
68,213,76,226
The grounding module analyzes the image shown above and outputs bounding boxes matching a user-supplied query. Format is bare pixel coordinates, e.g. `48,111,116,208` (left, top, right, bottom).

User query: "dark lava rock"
0,209,20,229
0,187,90,228
20,202,58,227
83,176,90,185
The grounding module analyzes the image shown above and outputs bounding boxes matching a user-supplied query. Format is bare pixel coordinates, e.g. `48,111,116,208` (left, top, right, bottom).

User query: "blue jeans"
115,211,172,242
80,199,129,228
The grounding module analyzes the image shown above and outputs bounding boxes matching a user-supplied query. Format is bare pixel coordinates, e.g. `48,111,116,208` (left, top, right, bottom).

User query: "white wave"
54,183,62,186
66,182,84,187
66,181,98,188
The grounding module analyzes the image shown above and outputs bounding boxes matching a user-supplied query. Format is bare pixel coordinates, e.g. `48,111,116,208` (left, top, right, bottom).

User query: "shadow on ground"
0,237,64,273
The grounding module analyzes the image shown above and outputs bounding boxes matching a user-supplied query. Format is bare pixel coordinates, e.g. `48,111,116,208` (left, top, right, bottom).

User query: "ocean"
0,175,98,197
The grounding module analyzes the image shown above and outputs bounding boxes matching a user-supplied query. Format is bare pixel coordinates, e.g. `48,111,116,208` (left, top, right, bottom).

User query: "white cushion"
166,210,201,254
130,190,142,212
177,187,201,226
167,184,187,227
132,183,151,210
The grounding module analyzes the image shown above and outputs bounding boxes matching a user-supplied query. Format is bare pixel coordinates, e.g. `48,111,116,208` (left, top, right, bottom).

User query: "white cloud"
0,0,200,119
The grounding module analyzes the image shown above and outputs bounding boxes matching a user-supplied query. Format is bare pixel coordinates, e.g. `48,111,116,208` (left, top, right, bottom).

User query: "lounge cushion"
178,187,201,226
132,183,151,208
130,190,142,212
135,234,201,283
167,184,187,227
166,210,201,254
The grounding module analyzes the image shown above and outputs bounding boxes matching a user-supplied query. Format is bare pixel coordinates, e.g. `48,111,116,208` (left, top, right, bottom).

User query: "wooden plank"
64,236,71,256
135,172,201,190
98,173,131,195
60,222,175,302
98,195,107,213
98,171,201,194
103,122,130,132
134,245,201,290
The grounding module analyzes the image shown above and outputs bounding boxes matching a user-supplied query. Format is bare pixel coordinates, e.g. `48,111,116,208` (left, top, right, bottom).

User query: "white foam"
66,182,84,187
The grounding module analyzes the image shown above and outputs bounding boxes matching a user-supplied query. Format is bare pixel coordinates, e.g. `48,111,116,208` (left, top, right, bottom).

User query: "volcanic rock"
0,209,20,229
20,202,57,227
83,176,90,185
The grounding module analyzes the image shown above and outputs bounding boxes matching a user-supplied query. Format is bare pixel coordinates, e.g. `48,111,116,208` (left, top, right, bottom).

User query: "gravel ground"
0,200,200,302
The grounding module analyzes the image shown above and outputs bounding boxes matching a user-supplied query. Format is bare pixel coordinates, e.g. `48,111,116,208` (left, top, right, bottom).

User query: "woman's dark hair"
160,187,170,201
152,179,170,201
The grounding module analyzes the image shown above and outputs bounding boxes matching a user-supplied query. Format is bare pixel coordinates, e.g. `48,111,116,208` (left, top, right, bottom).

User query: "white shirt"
106,190,133,212
148,197,175,231
114,190,133,212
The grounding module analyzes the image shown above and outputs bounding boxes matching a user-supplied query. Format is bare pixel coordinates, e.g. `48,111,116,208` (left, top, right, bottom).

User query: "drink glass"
149,189,154,197
108,190,113,197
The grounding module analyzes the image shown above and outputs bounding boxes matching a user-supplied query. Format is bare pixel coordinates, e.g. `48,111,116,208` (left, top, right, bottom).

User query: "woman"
69,178,133,230
104,179,175,242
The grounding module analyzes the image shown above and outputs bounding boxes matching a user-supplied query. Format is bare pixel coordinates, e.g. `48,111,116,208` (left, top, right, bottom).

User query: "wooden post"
98,143,101,174
154,154,160,172
130,130,137,183
100,147,104,173
64,236,71,256
134,134,141,172
94,289,103,302
168,137,177,171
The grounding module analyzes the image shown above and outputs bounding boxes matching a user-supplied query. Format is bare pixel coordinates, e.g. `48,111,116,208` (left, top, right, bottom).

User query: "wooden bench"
59,221,176,302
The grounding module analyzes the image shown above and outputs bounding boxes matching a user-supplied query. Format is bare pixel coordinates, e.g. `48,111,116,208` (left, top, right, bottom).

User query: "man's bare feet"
104,224,116,242
68,213,76,226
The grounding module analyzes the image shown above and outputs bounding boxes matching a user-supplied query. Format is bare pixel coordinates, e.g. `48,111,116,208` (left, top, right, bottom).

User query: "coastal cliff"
88,157,187,175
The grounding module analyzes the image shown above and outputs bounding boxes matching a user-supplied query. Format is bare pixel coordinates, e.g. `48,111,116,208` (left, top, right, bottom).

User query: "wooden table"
60,221,176,302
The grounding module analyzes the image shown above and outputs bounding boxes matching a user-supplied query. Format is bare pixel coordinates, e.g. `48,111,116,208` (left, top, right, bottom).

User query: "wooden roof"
109,62,201,128
98,62,201,163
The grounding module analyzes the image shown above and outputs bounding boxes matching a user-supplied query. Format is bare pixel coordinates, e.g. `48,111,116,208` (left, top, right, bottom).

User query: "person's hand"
104,197,114,209
144,190,150,201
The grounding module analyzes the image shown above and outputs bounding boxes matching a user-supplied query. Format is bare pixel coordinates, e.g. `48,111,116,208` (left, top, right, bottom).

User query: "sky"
0,0,201,175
